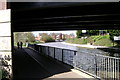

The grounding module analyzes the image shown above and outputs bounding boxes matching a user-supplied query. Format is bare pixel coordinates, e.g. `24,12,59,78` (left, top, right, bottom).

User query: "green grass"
65,38,87,44
65,35,117,47
90,35,115,46
90,35,110,42
94,38,114,46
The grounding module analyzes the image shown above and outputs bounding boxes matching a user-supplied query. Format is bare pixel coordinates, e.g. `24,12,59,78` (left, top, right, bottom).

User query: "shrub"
41,35,55,42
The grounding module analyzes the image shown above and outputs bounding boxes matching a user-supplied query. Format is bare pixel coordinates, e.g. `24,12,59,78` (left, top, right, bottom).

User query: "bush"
41,35,55,42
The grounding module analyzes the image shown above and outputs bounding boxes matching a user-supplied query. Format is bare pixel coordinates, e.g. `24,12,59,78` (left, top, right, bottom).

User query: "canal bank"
61,42,108,49
61,42,120,57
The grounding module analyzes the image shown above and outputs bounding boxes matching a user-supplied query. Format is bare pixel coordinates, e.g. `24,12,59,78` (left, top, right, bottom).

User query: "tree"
41,35,54,42
107,30,120,36
86,30,99,36
107,30,120,40
76,30,82,38
25,32,35,42
14,32,35,44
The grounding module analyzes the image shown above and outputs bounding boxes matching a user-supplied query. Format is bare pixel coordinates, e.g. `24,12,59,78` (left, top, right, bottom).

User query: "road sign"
114,36,120,41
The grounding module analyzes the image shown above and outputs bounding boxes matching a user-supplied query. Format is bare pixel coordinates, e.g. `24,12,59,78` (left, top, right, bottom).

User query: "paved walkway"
13,48,95,80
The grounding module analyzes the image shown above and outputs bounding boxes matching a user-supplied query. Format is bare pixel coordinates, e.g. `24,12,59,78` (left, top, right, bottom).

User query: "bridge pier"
0,9,12,79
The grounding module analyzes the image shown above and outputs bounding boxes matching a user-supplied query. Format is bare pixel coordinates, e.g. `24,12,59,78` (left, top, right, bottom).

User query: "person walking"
20,42,23,49
17,42,19,49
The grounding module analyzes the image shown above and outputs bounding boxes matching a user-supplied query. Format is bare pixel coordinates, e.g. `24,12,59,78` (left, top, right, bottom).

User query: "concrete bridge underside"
11,2,120,32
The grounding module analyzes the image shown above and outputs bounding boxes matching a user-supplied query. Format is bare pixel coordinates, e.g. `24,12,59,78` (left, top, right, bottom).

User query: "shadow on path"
13,47,73,80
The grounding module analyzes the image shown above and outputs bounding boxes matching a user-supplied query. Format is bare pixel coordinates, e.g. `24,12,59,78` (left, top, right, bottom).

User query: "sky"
32,30,77,37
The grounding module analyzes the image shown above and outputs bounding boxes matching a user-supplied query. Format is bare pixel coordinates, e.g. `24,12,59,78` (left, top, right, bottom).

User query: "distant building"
49,33,57,40
35,32,75,41
69,33,75,38
65,33,75,39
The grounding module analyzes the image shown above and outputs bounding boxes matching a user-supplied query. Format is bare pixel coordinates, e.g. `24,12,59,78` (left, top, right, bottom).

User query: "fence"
28,44,120,79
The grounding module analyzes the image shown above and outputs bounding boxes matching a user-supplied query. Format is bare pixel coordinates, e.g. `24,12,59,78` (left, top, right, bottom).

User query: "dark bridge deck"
13,48,91,80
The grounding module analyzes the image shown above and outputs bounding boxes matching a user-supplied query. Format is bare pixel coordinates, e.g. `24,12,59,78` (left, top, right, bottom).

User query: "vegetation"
14,32,35,46
2,68,9,78
66,34,118,47
94,38,114,46
107,30,120,40
41,35,55,42
29,41,43,44
90,35,110,42
68,30,120,47
76,30,82,38
86,30,99,36
86,37,94,44
66,38,87,44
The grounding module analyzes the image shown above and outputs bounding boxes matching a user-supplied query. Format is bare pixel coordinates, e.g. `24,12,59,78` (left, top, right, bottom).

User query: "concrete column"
0,9,12,79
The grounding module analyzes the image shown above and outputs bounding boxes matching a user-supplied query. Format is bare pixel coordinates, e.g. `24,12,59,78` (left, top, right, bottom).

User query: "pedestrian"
20,42,23,49
17,42,19,49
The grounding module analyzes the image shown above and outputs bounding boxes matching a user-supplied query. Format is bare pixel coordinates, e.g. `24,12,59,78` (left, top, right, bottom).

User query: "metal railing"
28,44,120,79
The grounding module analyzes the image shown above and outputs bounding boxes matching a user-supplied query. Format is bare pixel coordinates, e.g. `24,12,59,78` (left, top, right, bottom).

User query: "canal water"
38,42,120,57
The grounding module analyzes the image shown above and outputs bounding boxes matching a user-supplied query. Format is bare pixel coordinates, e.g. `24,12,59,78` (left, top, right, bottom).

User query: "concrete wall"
0,9,12,79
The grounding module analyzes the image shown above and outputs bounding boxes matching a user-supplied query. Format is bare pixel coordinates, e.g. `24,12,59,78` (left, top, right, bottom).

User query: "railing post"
54,47,55,59
34,44,37,50
118,59,120,80
36,45,39,51
40,46,43,53
74,51,77,67
48,46,49,56
62,49,64,62
74,51,77,56
95,54,97,77
39,45,41,52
